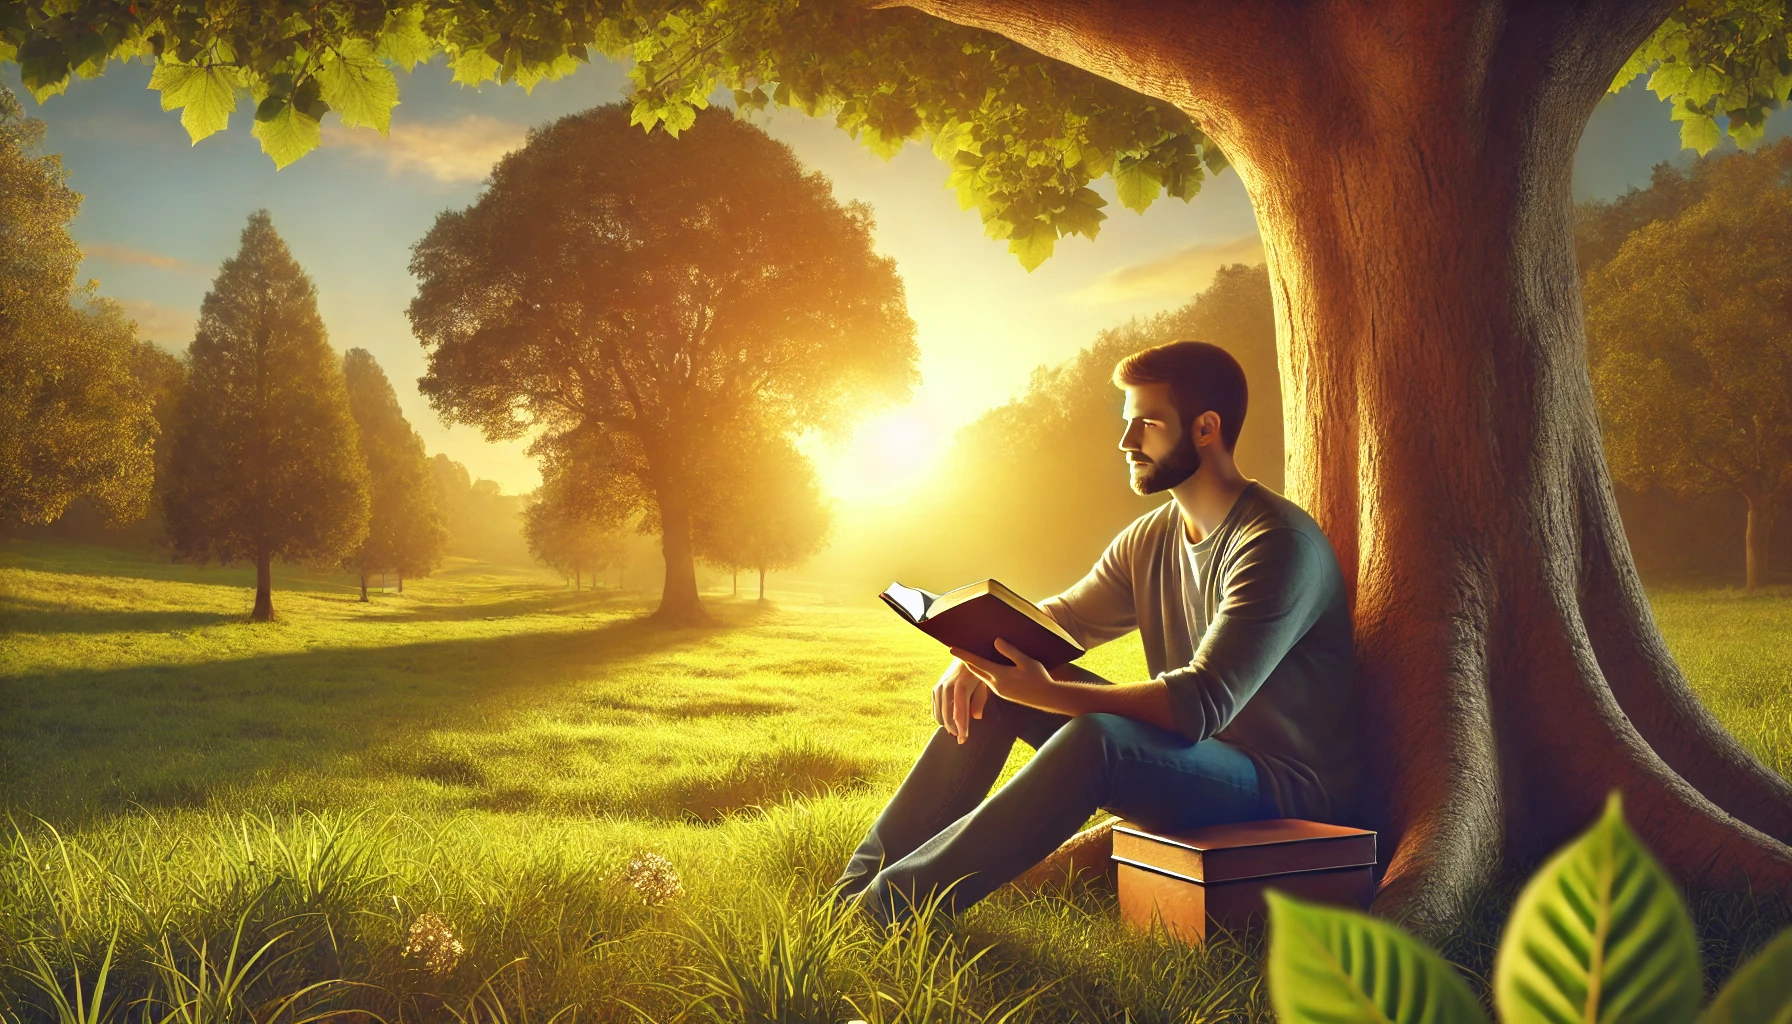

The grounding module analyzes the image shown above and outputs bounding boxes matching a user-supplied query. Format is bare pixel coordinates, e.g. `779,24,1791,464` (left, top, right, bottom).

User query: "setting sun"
810,408,951,505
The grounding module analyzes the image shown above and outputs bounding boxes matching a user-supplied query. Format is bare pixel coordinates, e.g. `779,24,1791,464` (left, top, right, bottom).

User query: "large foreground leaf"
1494,792,1701,1024
1267,891,1489,1024
1701,928,1792,1024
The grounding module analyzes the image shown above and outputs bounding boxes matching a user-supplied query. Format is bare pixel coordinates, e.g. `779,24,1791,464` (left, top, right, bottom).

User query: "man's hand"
950,640,1060,712
931,658,991,743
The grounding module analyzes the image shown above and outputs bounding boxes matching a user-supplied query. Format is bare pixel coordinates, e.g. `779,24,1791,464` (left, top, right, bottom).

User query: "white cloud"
118,300,197,346
322,115,529,183
1075,235,1265,304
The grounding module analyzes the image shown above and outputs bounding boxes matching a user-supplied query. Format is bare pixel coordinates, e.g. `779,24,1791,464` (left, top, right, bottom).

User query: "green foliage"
522,464,628,587
1270,794,1792,1024
1494,794,1701,1024
1615,0,1792,154
1267,891,1488,1024
0,87,156,528
411,103,915,611
1583,139,1792,586
341,348,447,587
0,0,1212,265
1699,928,1792,1024
162,211,370,611
691,426,833,586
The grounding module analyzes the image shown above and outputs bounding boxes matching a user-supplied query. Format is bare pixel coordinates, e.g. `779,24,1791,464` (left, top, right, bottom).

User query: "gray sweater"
1039,483,1359,822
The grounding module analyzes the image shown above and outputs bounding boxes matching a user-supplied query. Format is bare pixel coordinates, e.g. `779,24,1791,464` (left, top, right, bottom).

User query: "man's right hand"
931,658,990,743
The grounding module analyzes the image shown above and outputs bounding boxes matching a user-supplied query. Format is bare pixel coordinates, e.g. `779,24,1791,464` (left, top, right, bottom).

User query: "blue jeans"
836,676,1277,924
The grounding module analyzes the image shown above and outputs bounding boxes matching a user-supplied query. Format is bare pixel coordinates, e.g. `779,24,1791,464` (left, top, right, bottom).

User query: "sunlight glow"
810,408,951,506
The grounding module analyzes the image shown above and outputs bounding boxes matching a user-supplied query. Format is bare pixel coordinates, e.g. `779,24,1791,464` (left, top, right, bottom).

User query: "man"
835,340,1359,924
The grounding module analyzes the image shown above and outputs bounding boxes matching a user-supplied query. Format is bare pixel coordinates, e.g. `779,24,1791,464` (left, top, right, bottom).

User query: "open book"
880,579,1085,667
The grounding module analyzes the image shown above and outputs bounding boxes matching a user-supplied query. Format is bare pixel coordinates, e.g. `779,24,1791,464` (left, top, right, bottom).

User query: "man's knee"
1039,713,1128,770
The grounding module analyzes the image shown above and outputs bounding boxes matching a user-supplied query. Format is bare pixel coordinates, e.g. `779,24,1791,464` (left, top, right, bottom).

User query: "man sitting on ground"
835,340,1360,923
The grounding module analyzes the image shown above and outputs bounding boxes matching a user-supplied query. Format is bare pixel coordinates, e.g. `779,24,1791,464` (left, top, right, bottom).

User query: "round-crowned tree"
163,211,369,621
691,428,832,602
409,103,917,625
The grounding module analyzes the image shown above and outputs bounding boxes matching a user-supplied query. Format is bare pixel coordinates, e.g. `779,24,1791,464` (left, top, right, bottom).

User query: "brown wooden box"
1113,819,1377,943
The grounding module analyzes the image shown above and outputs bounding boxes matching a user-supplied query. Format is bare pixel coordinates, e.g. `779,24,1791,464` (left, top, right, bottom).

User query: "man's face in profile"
1119,383,1202,496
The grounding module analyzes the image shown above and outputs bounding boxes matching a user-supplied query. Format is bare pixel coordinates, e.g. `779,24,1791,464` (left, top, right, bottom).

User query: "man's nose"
1118,421,1143,450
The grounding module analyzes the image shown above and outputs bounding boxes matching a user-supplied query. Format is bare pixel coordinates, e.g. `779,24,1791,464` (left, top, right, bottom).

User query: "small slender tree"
1586,142,1792,590
523,443,629,591
0,86,155,528
410,103,916,625
341,348,446,600
163,211,369,621
693,431,832,602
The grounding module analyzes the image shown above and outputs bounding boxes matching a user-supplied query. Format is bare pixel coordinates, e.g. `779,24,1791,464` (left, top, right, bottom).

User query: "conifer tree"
163,211,368,621
341,348,446,600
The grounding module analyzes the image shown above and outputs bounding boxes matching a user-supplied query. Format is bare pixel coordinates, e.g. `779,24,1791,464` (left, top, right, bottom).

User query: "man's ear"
1193,410,1222,447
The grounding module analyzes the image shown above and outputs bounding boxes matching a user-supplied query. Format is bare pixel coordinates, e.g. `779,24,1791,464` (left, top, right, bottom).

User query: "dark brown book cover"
880,579,1084,667
1113,819,1377,883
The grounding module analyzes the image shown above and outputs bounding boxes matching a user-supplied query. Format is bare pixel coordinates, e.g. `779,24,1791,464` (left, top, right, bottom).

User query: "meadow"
1,541,1789,1023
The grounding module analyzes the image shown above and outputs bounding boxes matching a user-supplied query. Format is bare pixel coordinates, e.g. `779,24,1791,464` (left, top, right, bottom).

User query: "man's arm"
956,527,1329,743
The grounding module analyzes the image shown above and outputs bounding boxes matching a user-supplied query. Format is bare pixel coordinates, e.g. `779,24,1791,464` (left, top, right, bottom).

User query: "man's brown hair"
1112,340,1249,451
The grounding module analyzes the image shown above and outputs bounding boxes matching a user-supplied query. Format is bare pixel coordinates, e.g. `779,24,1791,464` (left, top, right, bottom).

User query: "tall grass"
2,543,1788,1021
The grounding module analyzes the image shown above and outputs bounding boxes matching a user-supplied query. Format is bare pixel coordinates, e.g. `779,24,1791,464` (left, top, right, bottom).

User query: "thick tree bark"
758,567,766,601
359,572,368,603
896,0,1792,935
652,476,710,625
1744,492,1773,591
398,573,404,594
252,550,275,622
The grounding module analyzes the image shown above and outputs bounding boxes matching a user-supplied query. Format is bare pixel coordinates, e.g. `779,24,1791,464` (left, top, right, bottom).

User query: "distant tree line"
1577,141,1792,589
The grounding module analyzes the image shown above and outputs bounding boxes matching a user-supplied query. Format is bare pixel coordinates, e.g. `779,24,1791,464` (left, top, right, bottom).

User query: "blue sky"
6,57,1777,499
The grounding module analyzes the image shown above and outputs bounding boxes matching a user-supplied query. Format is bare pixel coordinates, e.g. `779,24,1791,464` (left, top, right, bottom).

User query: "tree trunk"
652,475,709,625
252,550,275,622
733,571,738,597
758,567,766,601
1744,493,1773,591
397,572,404,594
359,571,368,603
898,0,1792,936
576,567,582,591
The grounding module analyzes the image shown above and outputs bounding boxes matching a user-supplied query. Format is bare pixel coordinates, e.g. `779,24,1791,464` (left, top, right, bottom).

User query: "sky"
6,56,1784,504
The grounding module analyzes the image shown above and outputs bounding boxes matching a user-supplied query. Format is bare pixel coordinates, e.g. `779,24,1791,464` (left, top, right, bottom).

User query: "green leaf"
1113,156,1162,213
149,61,239,143
1674,107,1724,154
251,98,322,170
1494,792,1701,1024
318,40,398,134
1266,891,1489,1024
376,8,434,72
1009,225,1055,271
1700,928,1792,1024
660,101,696,137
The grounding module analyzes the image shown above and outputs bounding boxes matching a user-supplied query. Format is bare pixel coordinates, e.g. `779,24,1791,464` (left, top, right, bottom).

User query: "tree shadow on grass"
0,592,239,635
0,611,731,827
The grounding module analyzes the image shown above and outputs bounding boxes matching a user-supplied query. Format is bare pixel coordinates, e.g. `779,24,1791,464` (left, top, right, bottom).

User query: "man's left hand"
949,639,1060,712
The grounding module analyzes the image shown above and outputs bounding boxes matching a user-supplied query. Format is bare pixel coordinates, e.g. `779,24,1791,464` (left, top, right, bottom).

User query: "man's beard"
1128,432,1202,496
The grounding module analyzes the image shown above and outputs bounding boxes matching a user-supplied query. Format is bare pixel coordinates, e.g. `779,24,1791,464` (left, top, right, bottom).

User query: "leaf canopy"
1,2,1782,265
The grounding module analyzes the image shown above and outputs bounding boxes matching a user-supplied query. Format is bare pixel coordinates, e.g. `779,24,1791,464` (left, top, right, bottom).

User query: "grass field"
2,541,1790,1023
